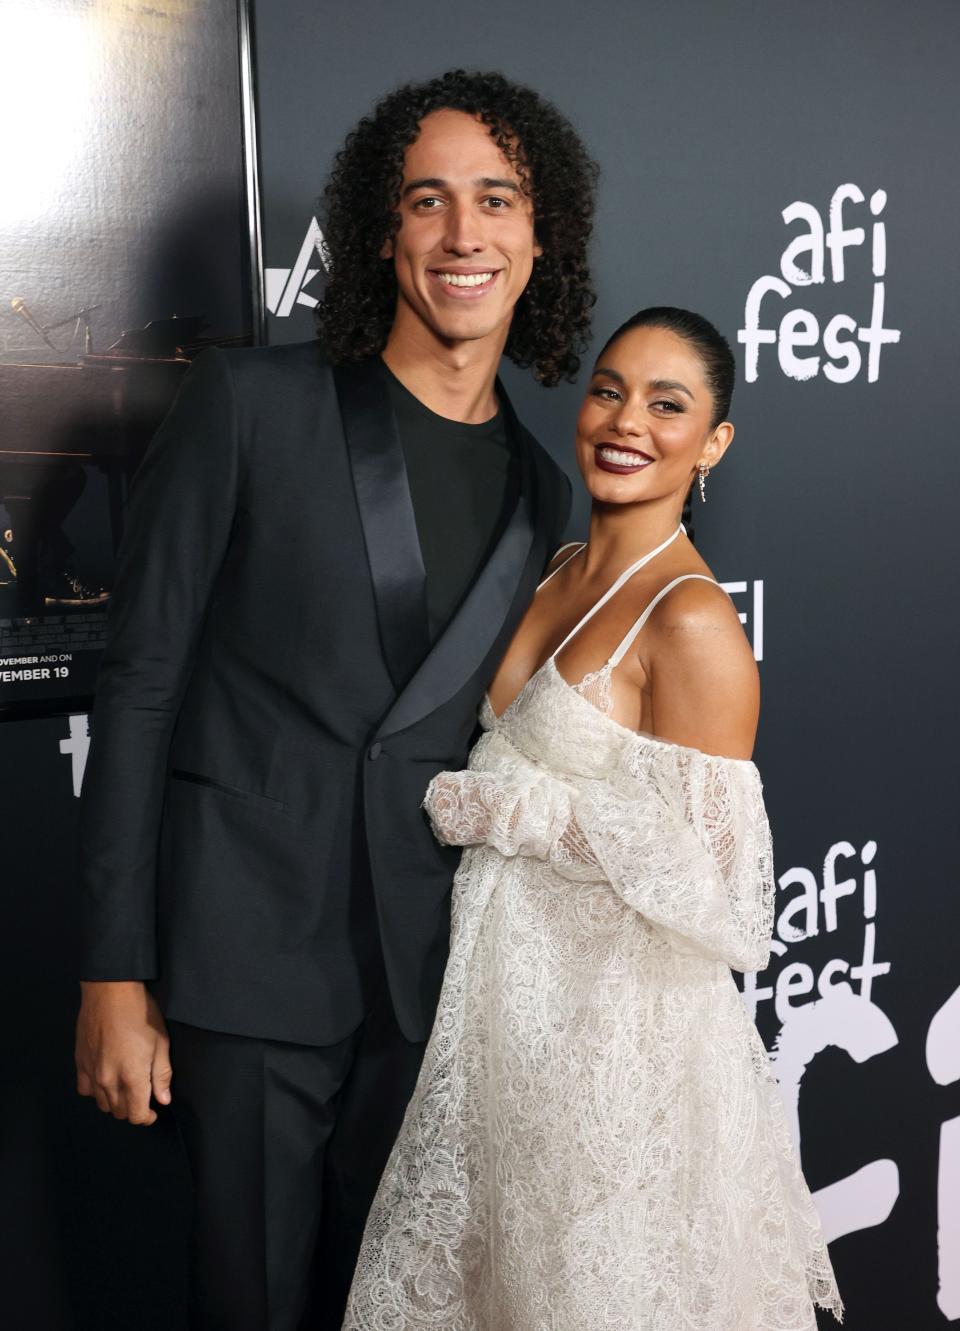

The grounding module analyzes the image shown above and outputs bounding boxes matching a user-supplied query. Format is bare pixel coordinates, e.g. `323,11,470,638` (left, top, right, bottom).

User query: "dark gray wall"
252,2,960,1326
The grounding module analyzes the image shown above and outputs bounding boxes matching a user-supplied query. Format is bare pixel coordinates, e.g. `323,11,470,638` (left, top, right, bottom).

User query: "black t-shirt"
380,361,521,641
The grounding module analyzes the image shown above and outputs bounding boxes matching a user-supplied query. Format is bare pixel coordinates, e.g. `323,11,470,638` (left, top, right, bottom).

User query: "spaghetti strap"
608,574,723,667
537,542,586,590
548,525,684,661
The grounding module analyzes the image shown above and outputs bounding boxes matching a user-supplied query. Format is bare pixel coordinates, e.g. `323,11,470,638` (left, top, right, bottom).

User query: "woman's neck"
580,498,685,579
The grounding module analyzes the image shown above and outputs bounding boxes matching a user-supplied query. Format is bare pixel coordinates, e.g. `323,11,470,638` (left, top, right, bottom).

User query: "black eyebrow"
402,177,445,198
650,377,694,400
591,367,695,400
477,177,520,193
401,176,521,198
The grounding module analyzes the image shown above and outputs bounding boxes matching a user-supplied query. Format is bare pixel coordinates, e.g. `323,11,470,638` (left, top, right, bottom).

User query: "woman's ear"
700,420,735,469
379,236,395,260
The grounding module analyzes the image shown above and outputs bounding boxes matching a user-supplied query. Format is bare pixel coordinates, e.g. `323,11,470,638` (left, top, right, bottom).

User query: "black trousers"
168,989,426,1331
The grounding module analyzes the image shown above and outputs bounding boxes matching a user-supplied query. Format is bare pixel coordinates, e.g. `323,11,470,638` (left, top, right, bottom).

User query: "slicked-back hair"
316,70,598,386
599,307,736,429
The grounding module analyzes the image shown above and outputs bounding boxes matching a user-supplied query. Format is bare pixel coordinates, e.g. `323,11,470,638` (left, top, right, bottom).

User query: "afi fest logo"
739,184,901,383
266,218,330,317
741,837,960,1319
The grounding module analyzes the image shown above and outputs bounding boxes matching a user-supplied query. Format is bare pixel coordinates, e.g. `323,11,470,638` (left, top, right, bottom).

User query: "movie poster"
0,0,257,717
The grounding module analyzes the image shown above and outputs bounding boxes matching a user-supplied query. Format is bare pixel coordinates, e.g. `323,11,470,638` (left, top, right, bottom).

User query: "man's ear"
533,234,543,259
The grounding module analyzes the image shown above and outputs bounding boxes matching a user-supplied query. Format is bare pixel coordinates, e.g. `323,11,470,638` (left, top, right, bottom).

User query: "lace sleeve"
424,746,774,972
572,744,775,972
423,768,583,862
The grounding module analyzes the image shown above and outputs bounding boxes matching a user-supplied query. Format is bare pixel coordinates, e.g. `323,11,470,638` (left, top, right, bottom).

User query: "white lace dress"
342,543,843,1331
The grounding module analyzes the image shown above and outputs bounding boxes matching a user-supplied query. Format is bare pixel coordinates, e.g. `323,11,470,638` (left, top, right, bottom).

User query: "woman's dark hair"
315,70,598,386
599,307,736,427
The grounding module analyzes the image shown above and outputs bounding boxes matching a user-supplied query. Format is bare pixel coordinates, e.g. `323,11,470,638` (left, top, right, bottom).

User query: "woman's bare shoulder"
643,575,759,759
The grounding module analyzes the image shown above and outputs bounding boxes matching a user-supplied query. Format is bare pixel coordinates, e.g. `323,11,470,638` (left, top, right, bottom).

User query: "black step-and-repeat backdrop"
254,3,957,1328
2,1,957,1327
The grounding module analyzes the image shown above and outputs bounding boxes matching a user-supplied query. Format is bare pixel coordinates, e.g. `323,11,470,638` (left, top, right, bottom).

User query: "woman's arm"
424,751,774,972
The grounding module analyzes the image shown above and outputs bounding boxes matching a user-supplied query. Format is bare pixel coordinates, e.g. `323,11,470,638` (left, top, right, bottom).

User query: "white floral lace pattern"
343,658,843,1330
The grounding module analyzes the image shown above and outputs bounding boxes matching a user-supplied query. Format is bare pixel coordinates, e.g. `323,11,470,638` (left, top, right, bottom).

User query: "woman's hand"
423,770,497,847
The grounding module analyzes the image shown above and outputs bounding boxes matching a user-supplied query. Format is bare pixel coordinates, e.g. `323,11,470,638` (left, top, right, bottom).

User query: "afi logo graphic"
757,837,900,1245
738,184,901,384
928,985,960,1319
60,713,89,797
720,578,763,662
743,835,960,1320
266,218,330,317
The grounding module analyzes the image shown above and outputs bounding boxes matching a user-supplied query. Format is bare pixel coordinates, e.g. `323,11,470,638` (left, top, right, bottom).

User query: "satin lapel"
375,383,549,741
334,360,430,693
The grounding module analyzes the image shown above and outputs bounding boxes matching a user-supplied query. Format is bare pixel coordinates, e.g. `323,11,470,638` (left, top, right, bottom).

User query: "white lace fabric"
343,659,843,1330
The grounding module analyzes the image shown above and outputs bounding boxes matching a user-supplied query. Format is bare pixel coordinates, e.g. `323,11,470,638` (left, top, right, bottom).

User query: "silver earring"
698,464,709,503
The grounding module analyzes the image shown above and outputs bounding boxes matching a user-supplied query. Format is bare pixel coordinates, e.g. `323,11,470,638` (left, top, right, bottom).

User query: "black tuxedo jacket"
79,341,571,1044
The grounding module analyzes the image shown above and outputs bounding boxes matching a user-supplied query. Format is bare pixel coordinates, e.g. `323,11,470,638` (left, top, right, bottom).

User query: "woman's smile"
594,442,655,474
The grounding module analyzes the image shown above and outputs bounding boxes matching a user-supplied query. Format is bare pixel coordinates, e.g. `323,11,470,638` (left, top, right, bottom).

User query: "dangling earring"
698,464,710,503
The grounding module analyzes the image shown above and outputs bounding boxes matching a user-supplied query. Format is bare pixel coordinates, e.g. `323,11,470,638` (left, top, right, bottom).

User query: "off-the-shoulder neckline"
484,657,759,770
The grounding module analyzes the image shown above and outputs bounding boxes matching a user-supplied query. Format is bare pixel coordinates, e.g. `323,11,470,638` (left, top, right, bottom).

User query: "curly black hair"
315,70,598,386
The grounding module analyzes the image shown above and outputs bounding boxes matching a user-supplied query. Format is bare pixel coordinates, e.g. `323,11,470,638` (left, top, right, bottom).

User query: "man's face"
383,108,542,351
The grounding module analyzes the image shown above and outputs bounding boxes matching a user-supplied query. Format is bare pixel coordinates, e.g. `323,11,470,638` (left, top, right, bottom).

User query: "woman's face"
574,325,733,508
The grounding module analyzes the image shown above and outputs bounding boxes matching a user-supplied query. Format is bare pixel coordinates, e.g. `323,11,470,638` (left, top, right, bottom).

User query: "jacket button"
368,742,383,761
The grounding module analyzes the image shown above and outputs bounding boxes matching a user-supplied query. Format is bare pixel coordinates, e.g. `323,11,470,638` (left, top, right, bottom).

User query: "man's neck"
382,319,508,424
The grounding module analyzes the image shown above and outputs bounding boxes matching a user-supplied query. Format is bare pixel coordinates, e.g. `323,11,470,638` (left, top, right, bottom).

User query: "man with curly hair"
76,70,596,1329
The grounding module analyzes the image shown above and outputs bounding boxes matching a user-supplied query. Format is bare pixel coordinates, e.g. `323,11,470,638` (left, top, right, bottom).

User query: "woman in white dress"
342,307,843,1330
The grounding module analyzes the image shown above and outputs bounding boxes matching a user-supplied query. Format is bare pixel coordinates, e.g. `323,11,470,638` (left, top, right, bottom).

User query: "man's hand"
75,980,172,1125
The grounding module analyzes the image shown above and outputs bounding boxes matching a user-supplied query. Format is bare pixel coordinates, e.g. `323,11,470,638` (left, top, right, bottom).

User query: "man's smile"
428,268,501,297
